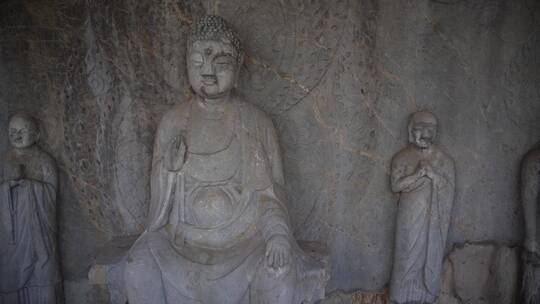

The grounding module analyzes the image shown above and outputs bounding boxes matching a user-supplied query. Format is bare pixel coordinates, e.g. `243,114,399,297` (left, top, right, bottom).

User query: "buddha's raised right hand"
166,135,187,172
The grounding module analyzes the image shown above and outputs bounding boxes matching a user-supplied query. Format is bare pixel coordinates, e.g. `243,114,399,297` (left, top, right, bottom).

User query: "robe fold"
127,99,324,304
521,145,540,304
0,148,59,304
389,146,455,304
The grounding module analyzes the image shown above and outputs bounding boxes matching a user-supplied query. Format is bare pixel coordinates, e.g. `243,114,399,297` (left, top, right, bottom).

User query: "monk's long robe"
521,145,540,304
389,146,455,304
126,98,324,304
0,148,60,304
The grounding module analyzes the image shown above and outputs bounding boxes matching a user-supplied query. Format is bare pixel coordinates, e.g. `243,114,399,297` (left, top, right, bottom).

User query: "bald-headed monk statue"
124,15,327,304
389,111,456,304
0,113,61,303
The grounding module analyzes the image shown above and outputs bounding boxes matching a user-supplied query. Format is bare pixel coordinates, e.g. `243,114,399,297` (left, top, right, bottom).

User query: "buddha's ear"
34,128,41,144
407,121,414,144
234,54,245,87
31,118,41,145
238,52,245,65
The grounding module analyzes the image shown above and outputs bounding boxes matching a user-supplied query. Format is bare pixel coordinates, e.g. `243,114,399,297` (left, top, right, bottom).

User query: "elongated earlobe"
34,130,41,144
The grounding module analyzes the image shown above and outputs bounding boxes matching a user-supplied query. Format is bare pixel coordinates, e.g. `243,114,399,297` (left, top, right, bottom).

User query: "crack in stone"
445,258,465,304
378,65,417,110
170,2,194,25
245,55,311,94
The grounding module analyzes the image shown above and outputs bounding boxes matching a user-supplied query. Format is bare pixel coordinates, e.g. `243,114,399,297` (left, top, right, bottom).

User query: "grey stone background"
0,0,539,303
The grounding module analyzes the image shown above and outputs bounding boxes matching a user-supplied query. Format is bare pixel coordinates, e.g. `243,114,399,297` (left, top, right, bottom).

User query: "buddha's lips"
200,86,227,99
201,76,218,85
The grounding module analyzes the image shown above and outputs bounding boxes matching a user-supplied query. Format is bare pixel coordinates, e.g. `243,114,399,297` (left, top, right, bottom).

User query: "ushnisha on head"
187,15,245,100
8,113,40,149
408,110,438,149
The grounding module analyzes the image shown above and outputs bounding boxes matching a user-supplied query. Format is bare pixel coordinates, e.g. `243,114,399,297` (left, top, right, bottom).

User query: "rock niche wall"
0,0,539,303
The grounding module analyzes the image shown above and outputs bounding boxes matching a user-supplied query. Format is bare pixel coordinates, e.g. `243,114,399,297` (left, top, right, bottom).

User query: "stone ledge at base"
88,236,330,304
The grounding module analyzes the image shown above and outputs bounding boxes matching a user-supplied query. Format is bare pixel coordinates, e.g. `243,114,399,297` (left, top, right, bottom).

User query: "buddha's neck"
197,94,231,112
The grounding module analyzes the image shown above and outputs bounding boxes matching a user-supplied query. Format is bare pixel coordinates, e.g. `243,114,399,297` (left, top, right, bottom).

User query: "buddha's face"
410,121,437,149
9,116,38,149
187,40,239,100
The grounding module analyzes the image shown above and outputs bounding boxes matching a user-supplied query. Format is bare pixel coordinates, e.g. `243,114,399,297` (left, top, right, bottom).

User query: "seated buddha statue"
123,15,327,304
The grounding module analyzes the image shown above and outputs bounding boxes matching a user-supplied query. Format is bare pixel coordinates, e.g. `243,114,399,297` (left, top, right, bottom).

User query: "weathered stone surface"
89,238,329,304
119,15,330,304
440,243,519,304
65,278,109,304
389,111,455,304
521,144,540,303
319,290,388,304
0,0,539,303
0,114,62,303
88,236,135,304
435,260,460,304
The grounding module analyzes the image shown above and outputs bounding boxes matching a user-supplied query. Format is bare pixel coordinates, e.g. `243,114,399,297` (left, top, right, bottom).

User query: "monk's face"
410,121,436,149
187,40,238,100
9,116,38,149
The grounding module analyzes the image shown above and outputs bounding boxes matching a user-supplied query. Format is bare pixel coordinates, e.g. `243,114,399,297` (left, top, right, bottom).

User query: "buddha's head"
187,15,244,100
408,110,438,149
8,113,39,149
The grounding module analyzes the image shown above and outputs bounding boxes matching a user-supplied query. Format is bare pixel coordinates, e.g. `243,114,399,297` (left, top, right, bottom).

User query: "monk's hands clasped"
9,179,29,188
417,160,437,180
166,135,187,172
265,235,291,271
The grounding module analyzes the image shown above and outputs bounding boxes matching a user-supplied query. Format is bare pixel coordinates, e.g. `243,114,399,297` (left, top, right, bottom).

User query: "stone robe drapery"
0,148,60,304
521,145,540,304
126,99,323,304
389,146,455,304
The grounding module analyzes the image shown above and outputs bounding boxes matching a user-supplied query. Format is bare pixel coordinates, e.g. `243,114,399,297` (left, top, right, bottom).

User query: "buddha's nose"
201,61,215,76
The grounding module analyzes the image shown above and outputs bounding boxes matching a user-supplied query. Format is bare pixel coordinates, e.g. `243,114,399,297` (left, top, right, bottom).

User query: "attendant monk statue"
521,143,540,304
0,113,61,303
124,15,326,304
389,111,456,304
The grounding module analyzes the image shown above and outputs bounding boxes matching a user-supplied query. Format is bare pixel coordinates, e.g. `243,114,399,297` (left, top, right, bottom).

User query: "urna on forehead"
189,15,244,62
409,110,438,126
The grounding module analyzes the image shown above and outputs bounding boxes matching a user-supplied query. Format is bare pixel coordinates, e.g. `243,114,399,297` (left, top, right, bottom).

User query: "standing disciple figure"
0,113,61,304
124,15,326,304
521,144,540,304
389,111,456,304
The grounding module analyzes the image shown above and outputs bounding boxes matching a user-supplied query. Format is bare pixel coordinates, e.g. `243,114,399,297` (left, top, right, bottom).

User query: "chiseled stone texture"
435,259,461,304
319,290,388,304
0,0,539,303
437,243,519,304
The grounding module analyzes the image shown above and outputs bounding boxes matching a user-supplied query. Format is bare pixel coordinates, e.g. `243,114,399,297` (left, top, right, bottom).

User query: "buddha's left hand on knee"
265,235,291,272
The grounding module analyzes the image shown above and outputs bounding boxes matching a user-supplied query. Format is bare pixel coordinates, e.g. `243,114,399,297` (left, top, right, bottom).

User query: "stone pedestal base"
89,236,330,304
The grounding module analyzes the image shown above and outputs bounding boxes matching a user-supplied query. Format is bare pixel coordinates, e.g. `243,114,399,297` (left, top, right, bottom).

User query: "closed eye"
190,53,204,66
213,54,234,65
